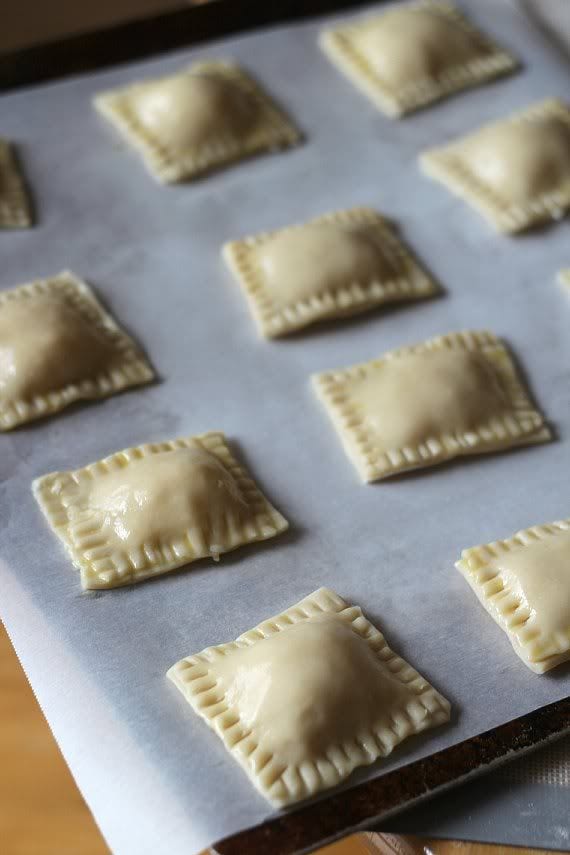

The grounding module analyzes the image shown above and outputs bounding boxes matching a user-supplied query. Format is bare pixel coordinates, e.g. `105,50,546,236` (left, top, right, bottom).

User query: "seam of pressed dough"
313,330,551,483
421,99,570,232
94,61,301,183
319,0,518,118
32,432,288,590
167,586,450,806
0,139,32,228
223,207,438,338
456,519,570,673
0,271,154,431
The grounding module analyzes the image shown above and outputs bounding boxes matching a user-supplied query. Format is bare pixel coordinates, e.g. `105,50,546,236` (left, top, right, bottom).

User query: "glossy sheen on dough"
0,139,32,228
313,330,550,482
320,0,517,117
94,61,300,183
223,207,438,337
457,519,570,672
32,432,288,590
168,587,450,806
421,99,570,233
0,272,154,430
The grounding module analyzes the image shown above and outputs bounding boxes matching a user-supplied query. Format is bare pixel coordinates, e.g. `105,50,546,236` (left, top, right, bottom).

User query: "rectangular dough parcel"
319,0,517,117
457,518,570,673
33,432,289,589
0,271,154,430
0,139,32,228
94,61,301,183
223,207,438,337
421,98,570,233
168,587,450,806
313,330,550,482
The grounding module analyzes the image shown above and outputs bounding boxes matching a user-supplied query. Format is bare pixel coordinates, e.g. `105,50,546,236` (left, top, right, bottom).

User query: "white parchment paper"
1,1,569,852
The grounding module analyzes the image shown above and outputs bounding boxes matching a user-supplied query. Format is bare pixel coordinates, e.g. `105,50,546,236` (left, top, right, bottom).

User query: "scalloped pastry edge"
0,139,32,228
420,98,570,233
94,61,301,183
168,586,451,806
0,271,154,430
319,0,518,118
456,518,570,673
223,206,439,338
312,330,551,482
32,431,289,589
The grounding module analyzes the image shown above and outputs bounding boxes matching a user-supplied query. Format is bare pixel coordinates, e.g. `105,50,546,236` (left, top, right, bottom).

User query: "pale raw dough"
223,207,438,337
257,224,395,303
0,297,118,401
421,99,570,233
0,138,32,228
168,587,450,806
0,272,154,430
320,0,517,117
313,330,551,482
358,8,491,86
351,349,507,452
87,446,247,553
457,519,570,672
465,118,570,204
94,61,300,183
33,432,288,590
131,74,257,152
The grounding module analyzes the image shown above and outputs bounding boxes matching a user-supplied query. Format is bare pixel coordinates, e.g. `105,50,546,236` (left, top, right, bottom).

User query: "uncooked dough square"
168,587,450,806
94,61,301,183
223,207,438,337
0,139,32,228
320,0,517,118
0,271,154,430
457,519,570,673
421,99,570,233
33,432,289,590
313,330,551,482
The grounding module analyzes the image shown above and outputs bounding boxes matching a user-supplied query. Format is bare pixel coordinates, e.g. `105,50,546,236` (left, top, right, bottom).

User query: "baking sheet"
1,0,570,852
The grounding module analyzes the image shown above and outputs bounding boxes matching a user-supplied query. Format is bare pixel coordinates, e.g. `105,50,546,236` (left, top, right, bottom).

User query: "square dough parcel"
33,432,289,590
421,98,570,233
457,518,570,673
168,587,451,807
94,61,301,183
313,330,551,482
223,207,439,337
319,0,517,118
0,138,32,228
0,271,154,430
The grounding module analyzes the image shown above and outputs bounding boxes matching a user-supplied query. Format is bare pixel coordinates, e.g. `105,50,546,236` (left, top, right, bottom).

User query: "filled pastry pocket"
223,207,438,337
0,271,154,429
457,519,570,673
421,99,570,233
320,0,517,117
313,330,550,482
33,432,289,589
94,61,301,183
0,138,32,228
168,587,450,806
